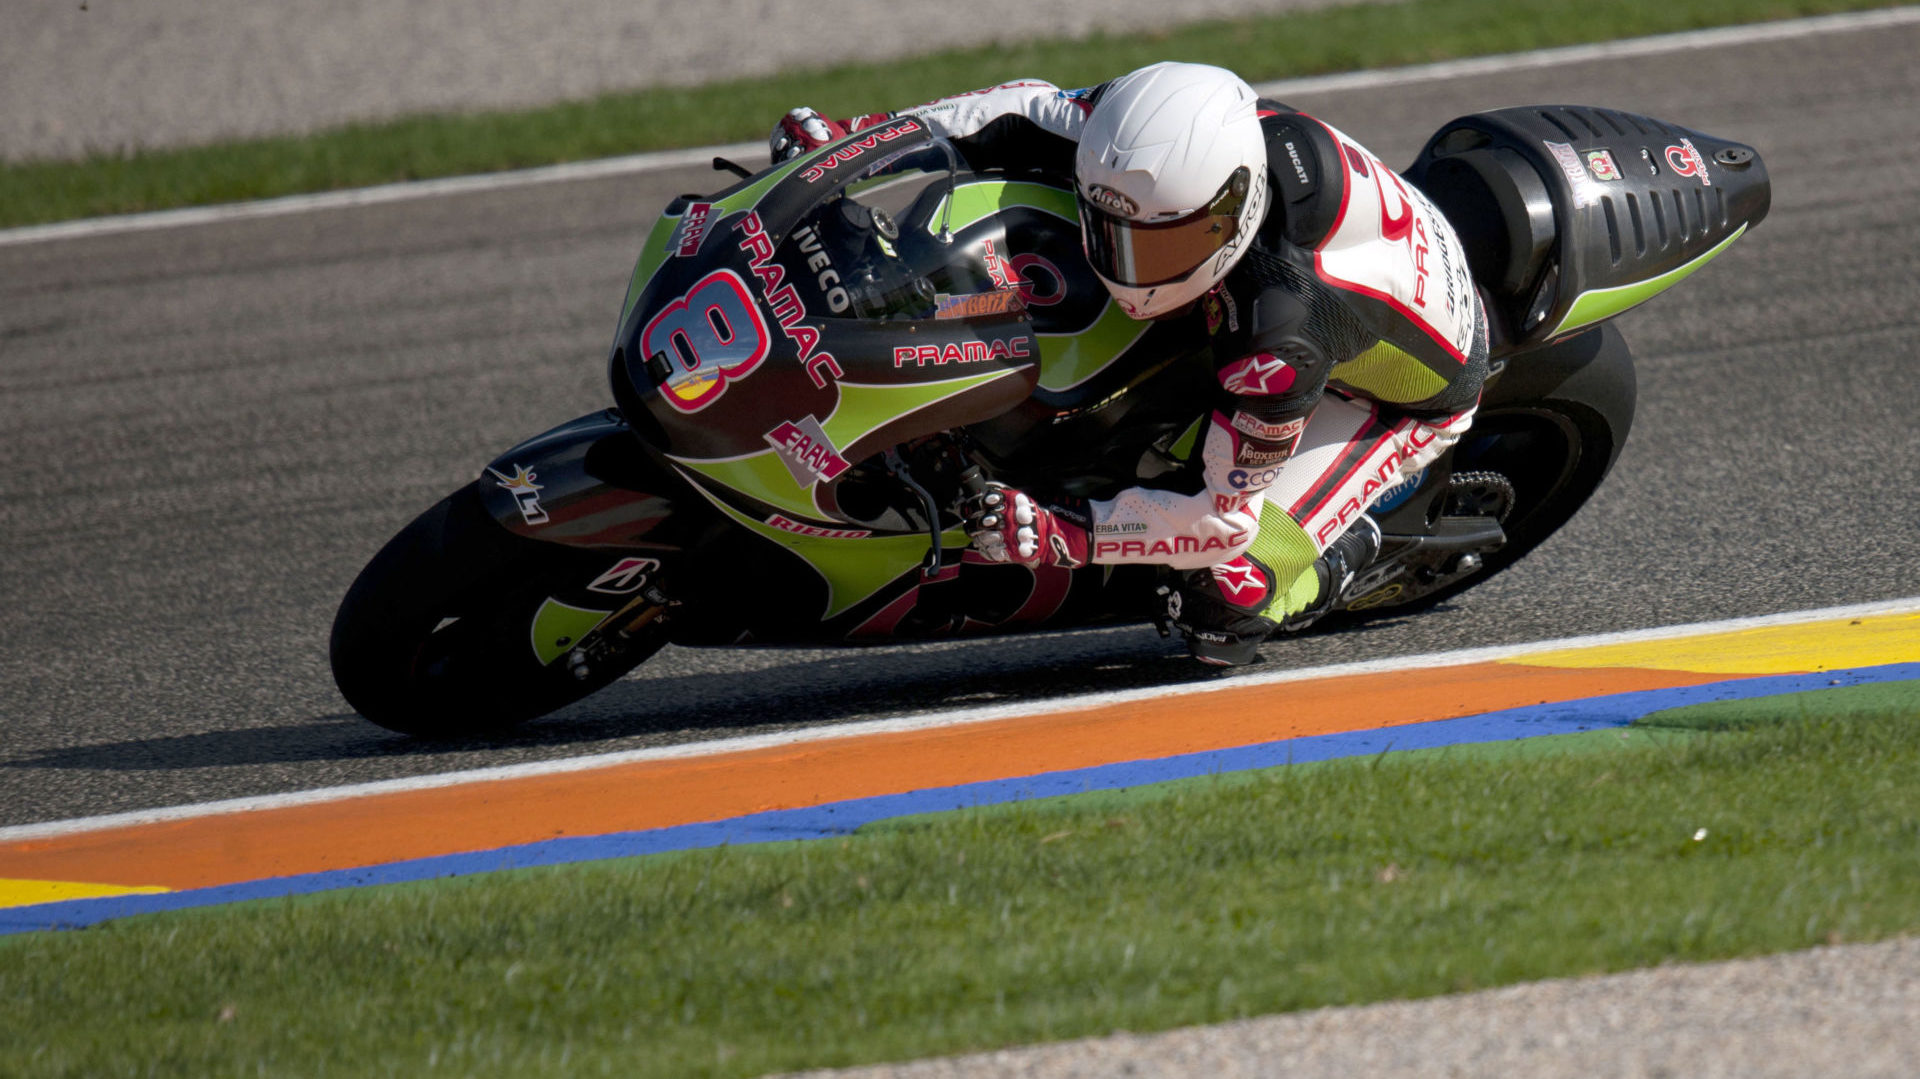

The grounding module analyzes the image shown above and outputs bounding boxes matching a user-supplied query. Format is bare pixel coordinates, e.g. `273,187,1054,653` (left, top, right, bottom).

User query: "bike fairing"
609,133,1110,630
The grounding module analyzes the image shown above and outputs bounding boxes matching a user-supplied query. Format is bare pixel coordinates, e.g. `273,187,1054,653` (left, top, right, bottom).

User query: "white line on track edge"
2,6,1916,250
5,596,1917,845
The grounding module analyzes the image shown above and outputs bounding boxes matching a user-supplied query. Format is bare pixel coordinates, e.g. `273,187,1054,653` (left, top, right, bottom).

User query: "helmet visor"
1078,166,1250,288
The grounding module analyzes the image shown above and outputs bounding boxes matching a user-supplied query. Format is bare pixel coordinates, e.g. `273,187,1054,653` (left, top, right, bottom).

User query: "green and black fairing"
1405,105,1770,351
589,129,1196,642
607,124,1040,529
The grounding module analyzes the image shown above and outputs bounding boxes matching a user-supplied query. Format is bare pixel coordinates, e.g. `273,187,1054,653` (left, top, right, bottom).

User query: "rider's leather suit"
888,80,1489,622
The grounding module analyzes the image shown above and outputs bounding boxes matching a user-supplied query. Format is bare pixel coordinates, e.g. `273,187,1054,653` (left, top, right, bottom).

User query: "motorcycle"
330,104,1770,736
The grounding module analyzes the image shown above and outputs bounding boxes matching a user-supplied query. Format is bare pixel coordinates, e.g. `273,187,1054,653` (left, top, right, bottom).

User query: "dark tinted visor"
1078,166,1250,287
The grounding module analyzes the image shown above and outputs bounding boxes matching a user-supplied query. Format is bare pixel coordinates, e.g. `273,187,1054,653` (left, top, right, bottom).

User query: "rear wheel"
1337,323,1636,618
329,484,666,736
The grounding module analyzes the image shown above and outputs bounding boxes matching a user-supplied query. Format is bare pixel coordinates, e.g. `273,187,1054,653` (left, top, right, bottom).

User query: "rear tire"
329,484,664,736
1340,323,1636,618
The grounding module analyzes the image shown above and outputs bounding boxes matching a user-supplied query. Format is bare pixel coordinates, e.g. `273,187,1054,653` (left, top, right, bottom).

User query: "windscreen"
777,139,967,321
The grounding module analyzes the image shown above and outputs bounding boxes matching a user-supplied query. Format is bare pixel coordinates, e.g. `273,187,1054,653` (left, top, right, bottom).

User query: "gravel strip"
786,936,1920,1078
3,0,1379,161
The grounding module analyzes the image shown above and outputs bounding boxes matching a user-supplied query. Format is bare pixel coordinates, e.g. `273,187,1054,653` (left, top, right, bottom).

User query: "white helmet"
1074,62,1270,319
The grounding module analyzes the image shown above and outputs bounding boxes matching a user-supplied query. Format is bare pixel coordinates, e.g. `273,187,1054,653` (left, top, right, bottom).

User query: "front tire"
329,484,664,736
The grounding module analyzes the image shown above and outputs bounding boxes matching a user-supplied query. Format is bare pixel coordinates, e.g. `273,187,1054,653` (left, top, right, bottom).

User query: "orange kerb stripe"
0,662,1730,890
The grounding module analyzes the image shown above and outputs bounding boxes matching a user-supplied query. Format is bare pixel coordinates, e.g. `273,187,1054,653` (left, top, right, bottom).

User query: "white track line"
3,7,1915,250
0,139,764,251
1250,5,1920,96
3,596,1916,845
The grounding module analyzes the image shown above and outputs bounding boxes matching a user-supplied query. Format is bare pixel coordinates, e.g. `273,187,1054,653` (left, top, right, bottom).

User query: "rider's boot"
1166,514,1384,665
1278,513,1382,633
1165,554,1282,667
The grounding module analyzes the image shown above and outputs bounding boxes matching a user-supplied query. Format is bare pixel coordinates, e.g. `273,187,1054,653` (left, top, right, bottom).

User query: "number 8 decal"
641,270,771,414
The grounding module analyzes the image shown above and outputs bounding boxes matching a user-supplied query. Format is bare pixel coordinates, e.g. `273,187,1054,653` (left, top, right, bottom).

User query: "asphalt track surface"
3,19,1919,832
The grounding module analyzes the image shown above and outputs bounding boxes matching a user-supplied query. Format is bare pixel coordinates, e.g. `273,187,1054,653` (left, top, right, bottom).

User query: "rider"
771,63,1488,666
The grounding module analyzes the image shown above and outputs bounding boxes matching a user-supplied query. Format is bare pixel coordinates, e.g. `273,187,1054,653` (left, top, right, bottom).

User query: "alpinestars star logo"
1210,558,1268,607
1220,352,1298,396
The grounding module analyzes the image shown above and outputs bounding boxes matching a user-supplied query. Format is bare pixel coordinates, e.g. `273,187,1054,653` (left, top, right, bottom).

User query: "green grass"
1,0,1903,229
1635,680,1918,731
3,686,1917,1077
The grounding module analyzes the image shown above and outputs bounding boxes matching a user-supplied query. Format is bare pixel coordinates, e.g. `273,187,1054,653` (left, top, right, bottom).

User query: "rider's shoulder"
1255,106,1345,250
1200,270,1308,359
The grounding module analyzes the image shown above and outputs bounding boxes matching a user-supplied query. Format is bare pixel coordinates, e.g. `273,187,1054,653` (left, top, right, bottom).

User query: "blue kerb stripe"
7,662,1915,934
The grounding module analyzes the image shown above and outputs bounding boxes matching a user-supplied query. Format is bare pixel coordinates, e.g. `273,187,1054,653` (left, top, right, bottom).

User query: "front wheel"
329,484,666,736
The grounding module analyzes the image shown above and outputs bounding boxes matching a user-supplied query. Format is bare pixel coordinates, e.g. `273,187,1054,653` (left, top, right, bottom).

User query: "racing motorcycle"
330,105,1770,736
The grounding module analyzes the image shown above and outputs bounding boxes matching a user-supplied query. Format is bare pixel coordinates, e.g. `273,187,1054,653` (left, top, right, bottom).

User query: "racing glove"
769,107,890,161
961,483,1091,569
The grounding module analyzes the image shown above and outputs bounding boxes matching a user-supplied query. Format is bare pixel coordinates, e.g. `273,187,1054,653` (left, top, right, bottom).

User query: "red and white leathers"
1089,110,1487,609
795,77,1488,620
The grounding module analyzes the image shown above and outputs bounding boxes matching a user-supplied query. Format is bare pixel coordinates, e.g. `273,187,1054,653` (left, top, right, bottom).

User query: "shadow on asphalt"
3,612,1423,775
0,630,1190,771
